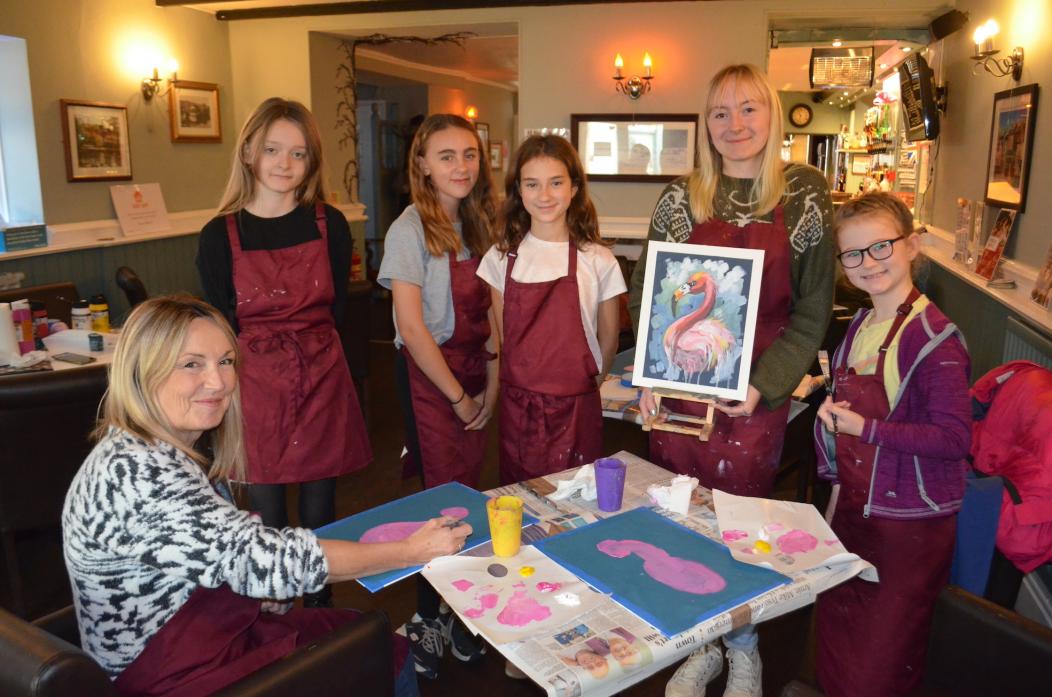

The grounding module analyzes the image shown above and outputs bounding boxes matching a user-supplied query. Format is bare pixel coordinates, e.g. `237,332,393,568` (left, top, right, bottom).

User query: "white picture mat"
632,241,764,401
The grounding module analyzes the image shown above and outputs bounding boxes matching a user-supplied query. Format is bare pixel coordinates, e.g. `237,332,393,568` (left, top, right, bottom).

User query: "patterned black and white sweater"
62,429,328,677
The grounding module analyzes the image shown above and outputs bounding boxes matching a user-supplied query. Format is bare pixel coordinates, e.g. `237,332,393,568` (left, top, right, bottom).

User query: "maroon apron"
650,207,793,497
227,204,371,484
499,243,602,485
815,290,956,697
113,584,386,696
403,251,493,488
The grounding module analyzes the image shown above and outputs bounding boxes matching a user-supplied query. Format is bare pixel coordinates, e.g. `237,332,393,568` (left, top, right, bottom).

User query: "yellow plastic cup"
487,496,524,557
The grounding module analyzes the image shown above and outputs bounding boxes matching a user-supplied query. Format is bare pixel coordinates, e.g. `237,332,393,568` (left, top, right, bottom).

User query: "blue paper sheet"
316,482,537,592
534,507,790,637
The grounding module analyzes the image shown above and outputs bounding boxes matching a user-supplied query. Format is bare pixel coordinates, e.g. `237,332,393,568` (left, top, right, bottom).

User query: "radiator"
1003,317,1052,369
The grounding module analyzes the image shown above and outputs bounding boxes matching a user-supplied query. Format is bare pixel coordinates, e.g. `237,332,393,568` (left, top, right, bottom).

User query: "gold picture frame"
169,80,222,143
60,99,132,182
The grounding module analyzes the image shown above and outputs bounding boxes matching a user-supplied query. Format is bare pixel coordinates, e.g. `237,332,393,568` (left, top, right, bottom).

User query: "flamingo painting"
662,271,736,381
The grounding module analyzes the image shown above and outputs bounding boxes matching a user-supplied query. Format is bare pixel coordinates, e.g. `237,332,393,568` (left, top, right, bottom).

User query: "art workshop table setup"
416,452,872,697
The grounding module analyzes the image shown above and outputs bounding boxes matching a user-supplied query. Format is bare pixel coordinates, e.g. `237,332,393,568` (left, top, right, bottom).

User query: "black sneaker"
442,610,487,663
397,613,445,680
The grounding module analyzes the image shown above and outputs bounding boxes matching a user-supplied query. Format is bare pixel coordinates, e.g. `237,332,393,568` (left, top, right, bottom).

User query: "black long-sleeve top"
196,204,351,332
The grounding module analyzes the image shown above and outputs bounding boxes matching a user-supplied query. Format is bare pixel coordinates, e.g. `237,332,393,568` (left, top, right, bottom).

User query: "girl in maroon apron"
635,66,835,697
478,135,625,485
814,193,968,697
198,99,370,608
377,114,498,677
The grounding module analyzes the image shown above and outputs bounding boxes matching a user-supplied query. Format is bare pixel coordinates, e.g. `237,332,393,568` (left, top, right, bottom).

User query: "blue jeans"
394,653,420,697
723,624,758,651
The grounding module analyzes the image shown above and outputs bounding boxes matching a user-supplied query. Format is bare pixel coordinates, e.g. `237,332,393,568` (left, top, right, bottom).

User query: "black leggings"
247,478,337,530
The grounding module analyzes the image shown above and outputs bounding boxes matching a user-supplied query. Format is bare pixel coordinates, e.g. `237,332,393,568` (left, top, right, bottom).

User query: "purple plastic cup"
595,457,627,512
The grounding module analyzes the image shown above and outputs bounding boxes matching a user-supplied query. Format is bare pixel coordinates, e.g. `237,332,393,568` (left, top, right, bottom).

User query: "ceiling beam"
155,0,695,21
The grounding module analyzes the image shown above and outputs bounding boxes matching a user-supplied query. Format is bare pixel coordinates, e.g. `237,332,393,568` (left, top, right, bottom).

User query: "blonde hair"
409,114,497,257
217,97,326,216
95,295,244,482
688,64,786,222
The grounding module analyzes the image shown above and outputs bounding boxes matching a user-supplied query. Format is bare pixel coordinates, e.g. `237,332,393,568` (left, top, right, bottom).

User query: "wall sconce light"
971,19,1023,80
465,105,478,122
142,58,179,101
613,51,653,99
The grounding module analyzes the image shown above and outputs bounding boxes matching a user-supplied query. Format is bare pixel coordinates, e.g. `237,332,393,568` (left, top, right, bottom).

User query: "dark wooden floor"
1,295,824,696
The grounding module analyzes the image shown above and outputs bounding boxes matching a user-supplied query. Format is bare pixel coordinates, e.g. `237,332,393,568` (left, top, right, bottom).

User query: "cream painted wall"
930,0,1050,266
227,1,948,219
0,0,236,224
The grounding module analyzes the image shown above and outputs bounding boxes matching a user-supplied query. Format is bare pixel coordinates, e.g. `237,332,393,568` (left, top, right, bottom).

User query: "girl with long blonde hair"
628,64,836,697
196,98,371,610
377,113,498,677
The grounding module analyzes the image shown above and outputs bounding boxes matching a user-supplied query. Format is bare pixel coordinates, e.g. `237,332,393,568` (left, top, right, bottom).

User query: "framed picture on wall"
984,83,1039,212
169,80,222,143
60,100,132,182
489,141,503,170
475,122,490,152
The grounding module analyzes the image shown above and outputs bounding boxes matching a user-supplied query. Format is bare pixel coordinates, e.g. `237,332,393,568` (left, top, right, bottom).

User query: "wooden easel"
641,388,715,441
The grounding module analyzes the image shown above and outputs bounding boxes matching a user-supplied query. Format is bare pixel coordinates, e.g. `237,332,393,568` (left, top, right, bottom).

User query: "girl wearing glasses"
813,192,971,697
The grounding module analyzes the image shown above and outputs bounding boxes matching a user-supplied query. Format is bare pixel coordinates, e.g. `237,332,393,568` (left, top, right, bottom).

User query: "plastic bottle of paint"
11,299,34,354
89,294,110,333
30,300,48,348
71,300,92,331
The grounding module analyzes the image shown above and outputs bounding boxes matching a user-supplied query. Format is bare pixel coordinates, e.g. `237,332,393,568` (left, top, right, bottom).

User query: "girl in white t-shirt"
478,135,626,485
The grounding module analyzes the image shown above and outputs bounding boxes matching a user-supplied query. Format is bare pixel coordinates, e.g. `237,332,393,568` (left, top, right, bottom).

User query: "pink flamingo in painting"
663,271,736,379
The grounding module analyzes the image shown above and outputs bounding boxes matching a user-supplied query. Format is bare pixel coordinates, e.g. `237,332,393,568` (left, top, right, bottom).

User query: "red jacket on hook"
971,360,1052,573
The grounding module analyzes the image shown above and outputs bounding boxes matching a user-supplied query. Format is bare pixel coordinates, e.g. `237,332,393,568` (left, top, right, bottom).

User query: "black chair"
115,266,148,310
0,604,394,697
780,585,1052,697
0,366,108,617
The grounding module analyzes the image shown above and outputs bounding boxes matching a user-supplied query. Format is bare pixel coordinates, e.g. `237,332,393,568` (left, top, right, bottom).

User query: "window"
0,34,44,230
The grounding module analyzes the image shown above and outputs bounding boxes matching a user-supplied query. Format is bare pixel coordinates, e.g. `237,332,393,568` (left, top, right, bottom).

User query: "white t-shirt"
477,233,627,370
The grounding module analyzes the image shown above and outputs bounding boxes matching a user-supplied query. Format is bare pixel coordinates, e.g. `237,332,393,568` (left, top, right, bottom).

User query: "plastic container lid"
73,299,90,311
90,294,108,305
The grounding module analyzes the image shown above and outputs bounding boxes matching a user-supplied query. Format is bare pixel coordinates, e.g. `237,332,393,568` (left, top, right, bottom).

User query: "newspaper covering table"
435,451,867,697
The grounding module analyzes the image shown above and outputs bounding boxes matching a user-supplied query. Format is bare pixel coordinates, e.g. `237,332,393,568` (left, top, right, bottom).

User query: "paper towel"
0,303,20,366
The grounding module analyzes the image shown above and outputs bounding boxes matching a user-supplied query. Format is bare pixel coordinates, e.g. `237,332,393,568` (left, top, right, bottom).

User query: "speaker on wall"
930,10,969,41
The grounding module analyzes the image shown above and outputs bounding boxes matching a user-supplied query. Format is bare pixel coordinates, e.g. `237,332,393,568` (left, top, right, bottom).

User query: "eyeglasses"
836,237,905,268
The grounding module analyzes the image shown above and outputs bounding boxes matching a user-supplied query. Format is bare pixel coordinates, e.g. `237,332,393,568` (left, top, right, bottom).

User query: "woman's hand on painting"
817,397,863,436
404,516,473,564
714,385,762,418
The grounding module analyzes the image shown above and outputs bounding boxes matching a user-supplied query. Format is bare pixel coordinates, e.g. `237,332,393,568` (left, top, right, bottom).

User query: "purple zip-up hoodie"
814,301,971,519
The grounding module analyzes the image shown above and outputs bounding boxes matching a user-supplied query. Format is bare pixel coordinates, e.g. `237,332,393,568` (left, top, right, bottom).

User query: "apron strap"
567,241,578,277
504,245,519,288
875,287,921,377
314,202,328,240
226,213,243,253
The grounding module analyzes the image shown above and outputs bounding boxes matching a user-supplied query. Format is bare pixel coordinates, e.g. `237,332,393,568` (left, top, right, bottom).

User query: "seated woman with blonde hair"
62,295,469,697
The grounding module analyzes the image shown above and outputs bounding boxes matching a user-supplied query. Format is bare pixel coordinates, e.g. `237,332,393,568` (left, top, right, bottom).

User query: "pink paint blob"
452,579,474,592
359,506,470,543
776,529,819,555
721,529,749,543
463,592,499,619
741,547,755,555
497,586,552,626
824,539,840,547
766,522,785,532
597,539,726,594
536,582,561,593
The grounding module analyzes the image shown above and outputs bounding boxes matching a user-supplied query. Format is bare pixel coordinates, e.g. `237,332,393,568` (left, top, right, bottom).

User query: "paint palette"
712,489,860,576
534,507,790,637
316,482,538,592
422,545,606,645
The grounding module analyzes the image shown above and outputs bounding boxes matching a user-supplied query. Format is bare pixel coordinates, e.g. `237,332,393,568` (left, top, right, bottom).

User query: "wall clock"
789,103,813,128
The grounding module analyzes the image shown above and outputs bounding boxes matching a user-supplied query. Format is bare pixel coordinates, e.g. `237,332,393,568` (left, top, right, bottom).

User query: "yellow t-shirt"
847,296,930,404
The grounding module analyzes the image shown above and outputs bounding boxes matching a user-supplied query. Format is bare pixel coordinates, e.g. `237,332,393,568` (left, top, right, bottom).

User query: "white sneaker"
666,644,723,697
723,645,762,697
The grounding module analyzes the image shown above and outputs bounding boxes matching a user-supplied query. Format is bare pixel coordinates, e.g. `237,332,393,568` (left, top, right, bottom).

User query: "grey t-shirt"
378,204,471,348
